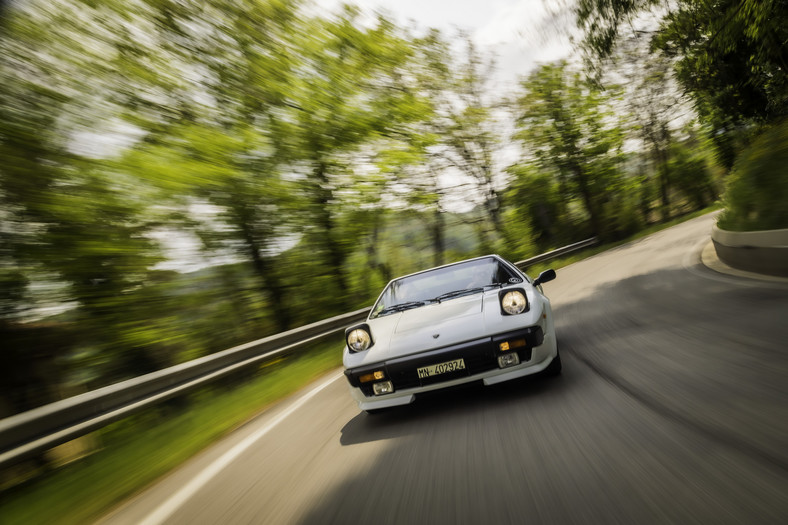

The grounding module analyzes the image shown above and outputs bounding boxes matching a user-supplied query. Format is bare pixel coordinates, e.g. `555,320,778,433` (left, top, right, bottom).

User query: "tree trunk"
313,162,350,306
658,149,671,222
572,164,603,238
650,123,672,222
365,217,392,291
240,222,290,332
487,195,503,237
535,202,554,246
431,208,445,267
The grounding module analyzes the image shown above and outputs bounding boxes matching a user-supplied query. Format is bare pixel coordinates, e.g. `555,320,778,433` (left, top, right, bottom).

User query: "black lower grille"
345,326,543,396
386,338,494,391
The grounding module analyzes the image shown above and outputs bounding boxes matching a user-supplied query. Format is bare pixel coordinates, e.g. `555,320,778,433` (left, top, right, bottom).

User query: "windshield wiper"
377,301,427,316
432,283,503,303
433,287,484,303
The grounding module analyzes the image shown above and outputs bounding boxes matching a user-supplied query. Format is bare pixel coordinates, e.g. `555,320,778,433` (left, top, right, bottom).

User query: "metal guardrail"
514,237,598,270
0,237,597,470
0,308,370,470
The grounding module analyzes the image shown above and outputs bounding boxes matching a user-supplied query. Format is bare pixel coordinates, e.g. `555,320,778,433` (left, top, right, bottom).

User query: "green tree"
120,124,296,332
0,0,168,408
376,133,451,267
718,119,788,231
440,36,507,247
512,61,626,239
373,29,456,267
575,0,788,126
506,165,570,250
608,36,691,221
274,8,424,304
443,36,503,244
574,0,786,229
101,0,304,332
668,141,716,210
381,31,509,257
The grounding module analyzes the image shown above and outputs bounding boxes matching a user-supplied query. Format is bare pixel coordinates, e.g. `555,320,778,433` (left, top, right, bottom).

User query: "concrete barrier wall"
711,225,788,277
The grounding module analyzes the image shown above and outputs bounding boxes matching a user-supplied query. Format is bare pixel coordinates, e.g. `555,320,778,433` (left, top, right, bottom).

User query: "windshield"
371,257,520,318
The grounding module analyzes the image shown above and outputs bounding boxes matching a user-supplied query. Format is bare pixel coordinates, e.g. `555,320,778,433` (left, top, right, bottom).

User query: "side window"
495,262,522,284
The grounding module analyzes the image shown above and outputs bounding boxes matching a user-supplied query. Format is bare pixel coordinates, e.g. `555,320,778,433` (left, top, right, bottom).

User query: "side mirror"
533,269,556,286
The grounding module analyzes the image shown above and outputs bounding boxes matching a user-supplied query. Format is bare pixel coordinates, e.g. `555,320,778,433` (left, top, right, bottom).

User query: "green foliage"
415,33,506,248
717,120,788,231
607,38,685,221
499,207,537,262
599,175,645,239
658,0,788,124
441,38,508,244
506,165,574,250
574,0,659,58
1,0,767,444
512,61,627,240
1,0,168,409
274,9,427,302
0,335,344,525
576,0,788,128
668,143,718,211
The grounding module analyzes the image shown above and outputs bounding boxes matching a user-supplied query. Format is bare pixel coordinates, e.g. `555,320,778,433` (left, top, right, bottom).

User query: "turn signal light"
499,338,526,352
359,370,385,383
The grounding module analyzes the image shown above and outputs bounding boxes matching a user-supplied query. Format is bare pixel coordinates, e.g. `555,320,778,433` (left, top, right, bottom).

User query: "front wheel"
544,352,562,376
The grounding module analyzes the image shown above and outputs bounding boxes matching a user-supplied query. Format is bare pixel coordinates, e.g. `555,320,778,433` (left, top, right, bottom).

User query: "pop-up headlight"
345,324,374,353
500,289,529,315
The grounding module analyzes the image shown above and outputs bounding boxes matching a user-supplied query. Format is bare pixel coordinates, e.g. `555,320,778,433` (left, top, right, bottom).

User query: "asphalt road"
101,213,788,525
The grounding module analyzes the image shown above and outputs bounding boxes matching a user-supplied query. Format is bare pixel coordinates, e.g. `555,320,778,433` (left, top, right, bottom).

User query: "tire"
544,351,562,376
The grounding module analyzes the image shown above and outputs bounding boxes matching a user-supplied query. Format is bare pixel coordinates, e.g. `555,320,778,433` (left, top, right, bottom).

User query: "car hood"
366,294,487,361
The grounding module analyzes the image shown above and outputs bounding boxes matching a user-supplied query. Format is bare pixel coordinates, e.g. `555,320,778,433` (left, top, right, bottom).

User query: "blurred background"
0,0,786,502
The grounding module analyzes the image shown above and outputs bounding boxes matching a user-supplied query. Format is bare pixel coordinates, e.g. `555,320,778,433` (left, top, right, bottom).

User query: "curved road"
101,213,788,524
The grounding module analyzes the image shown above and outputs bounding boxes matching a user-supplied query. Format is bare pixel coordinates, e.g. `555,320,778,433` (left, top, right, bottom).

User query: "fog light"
373,381,394,395
498,353,520,368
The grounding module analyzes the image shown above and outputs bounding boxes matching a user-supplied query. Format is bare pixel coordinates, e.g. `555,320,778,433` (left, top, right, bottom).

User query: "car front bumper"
344,326,558,411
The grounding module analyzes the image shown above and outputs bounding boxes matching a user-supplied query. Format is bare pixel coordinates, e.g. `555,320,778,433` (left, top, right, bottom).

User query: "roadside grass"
0,205,723,524
524,204,722,276
0,334,344,525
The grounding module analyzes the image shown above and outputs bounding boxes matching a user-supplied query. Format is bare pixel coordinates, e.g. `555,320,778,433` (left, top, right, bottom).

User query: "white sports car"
343,254,560,413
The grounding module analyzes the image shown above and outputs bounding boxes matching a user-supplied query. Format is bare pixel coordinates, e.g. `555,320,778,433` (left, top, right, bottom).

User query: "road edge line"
138,373,342,525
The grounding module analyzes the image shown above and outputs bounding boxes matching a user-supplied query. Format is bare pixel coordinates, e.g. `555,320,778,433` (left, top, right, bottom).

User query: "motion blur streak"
138,373,340,525
102,213,788,524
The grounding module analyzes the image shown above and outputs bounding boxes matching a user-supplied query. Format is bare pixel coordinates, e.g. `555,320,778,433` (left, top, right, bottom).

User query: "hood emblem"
432,334,440,339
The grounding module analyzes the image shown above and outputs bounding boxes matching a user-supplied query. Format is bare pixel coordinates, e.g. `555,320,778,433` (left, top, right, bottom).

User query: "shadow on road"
309,349,788,525
554,266,788,473
342,266,788,465
340,370,571,446
311,235,788,524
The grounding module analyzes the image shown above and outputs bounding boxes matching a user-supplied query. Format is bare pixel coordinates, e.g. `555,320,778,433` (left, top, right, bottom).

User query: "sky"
315,0,576,91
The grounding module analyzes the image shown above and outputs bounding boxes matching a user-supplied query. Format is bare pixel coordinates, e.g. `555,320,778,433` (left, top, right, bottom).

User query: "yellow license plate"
417,358,466,379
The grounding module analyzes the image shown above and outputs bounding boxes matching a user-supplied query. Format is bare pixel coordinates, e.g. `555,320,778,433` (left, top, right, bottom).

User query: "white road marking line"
139,373,342,525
